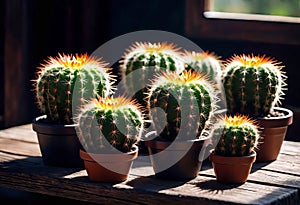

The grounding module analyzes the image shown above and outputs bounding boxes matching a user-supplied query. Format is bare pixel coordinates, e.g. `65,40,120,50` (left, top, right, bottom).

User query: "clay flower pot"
32,115,84,168
79,145,138,183
145,138,209,180
256,107,293,162
209,150,256,184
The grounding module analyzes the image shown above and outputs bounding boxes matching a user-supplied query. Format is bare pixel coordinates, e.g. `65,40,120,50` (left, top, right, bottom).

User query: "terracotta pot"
145,137,209,180
256,107,293,162
80,145,138,183
32,115,84,168
209,150,256,184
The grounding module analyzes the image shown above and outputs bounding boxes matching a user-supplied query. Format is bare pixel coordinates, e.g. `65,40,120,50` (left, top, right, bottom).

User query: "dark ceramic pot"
32,115,84,168
145,137,209,180
256,107,293,162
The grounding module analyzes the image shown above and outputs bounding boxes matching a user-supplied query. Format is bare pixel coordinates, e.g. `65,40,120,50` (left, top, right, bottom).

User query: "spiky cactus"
184,51,223,83
213,115,260,156
76,96,145,153
119,42,185,107
222,54,286,117
146,70,218,141
34,53,115,124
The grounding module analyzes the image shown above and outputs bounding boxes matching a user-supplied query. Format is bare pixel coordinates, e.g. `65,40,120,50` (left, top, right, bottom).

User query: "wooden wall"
1,0,299,140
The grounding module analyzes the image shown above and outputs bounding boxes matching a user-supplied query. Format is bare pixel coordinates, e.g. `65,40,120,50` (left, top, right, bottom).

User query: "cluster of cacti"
119,42,185,106
76,96,144,153
213,115,260,156
222,54,286,117
183,51,223,83
146,70,218,141
34,53,116,124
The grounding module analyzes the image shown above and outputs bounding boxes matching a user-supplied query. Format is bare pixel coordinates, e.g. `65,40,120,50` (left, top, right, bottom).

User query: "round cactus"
213,115,260,157
76,96,145,153
119,42,185,106
34,53,116,124
183,50,223,83
222,54,286,117
146,70,218,141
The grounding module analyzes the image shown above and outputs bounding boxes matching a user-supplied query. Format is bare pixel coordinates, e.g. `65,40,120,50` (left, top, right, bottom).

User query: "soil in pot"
32,115,84,168
209,150,256,184
145,137,209,180
79,145,138,183
256,107,293,162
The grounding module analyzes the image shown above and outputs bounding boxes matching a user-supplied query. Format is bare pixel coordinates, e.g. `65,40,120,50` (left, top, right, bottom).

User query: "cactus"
222,54,286,117
119,42,185,107
183,50,223,83
213,115,260,157
146,70,218,141
34,53,116,124
76,96,145,153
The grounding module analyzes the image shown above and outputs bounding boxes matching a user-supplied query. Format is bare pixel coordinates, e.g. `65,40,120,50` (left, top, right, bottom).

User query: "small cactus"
222,54,286,117
34,53,116,124
119,42,185,106
213,115,260,157
183,50,223,83
76,96,145,153
146,70,218,141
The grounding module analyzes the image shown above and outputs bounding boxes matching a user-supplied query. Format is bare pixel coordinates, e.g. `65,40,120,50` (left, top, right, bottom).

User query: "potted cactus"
76,96,145,183
119,41,185,107
222,54,293,162
144,70,218,180
32,53,115,167
209,115,260,184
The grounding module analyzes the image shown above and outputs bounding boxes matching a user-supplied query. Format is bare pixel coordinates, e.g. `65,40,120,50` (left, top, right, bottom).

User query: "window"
185,0,300,45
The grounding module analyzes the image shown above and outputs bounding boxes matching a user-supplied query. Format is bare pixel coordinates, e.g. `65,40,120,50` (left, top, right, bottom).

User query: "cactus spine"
119,42,185,106
213,115,259,156
184,51,223,83
222,54,286,117
77,96,144,153
35,53,115,124
146,70,217,141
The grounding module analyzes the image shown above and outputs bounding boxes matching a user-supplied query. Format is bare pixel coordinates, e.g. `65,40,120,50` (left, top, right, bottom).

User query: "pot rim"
257,107,293,128
209,150,256,165
32,115,78,135
80,145,138,163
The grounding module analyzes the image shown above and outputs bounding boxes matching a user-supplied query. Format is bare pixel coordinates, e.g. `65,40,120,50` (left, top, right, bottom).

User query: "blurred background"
1,0,300,136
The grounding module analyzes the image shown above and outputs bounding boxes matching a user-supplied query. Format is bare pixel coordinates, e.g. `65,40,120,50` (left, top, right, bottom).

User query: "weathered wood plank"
0,124,37,143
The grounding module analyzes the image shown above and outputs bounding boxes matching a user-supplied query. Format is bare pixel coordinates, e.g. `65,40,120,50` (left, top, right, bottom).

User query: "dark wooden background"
1,0,299,141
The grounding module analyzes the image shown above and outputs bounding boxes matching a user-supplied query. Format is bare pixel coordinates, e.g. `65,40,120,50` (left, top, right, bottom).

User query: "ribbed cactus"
76,96,145,153
222,54,286,117
146,70,218,141
184,51,223,83
34,53,115,124
119,42,185,106
213,115,260,156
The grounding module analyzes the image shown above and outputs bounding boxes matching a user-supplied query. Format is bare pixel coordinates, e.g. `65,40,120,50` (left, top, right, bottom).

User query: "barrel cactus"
76,96,145,153
222,54,286,117
119,42,185,106
183,50,223,83
34,53,116,124
213,115,260,157
146,70,218,141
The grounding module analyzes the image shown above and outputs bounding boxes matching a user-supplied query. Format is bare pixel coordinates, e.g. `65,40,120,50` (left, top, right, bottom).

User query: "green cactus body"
184,51,222,83
147,70,217,141
77,96,144,153
119,42,185,106
223,54,286,117
35,53,115,124
213,115,259,156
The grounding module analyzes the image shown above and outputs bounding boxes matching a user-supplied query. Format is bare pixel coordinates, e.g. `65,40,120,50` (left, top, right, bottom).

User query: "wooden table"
0,124,299,205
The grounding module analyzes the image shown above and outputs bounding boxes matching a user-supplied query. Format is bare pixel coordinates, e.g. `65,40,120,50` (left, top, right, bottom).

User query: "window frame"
185,0,300,45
